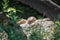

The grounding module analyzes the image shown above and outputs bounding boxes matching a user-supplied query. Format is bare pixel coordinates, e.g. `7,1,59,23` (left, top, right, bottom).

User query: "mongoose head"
27,16,37,24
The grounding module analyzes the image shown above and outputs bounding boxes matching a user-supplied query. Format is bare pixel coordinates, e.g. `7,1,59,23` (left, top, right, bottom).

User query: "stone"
17,17,57,40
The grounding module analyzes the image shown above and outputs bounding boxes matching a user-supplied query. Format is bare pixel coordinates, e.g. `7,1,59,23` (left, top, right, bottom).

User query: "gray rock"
20,18,57,40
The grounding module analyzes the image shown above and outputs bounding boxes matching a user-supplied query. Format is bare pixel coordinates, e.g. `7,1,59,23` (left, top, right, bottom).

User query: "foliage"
29,26,46,40
0,0,60,40
2,0,9,12
1,0,44,40
54,14,60,40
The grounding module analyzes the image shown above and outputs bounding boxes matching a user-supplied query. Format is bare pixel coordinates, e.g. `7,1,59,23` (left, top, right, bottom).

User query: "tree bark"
17,0,60,21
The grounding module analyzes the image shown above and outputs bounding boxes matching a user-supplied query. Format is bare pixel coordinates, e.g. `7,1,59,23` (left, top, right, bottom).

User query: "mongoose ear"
16,19,27,24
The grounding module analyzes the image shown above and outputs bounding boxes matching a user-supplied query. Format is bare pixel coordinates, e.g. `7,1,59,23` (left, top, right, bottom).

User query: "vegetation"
0,0,60,40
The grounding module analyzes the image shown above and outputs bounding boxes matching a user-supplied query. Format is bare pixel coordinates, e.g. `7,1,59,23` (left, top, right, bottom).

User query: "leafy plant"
1,0,27,40
2,0,9,12
54,20,60,40
1,0,47,40
54,14,60,40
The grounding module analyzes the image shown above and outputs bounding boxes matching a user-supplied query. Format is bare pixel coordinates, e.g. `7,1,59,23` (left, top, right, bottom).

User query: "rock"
0,31,9,40
17,17,57,40
29,18,57,40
